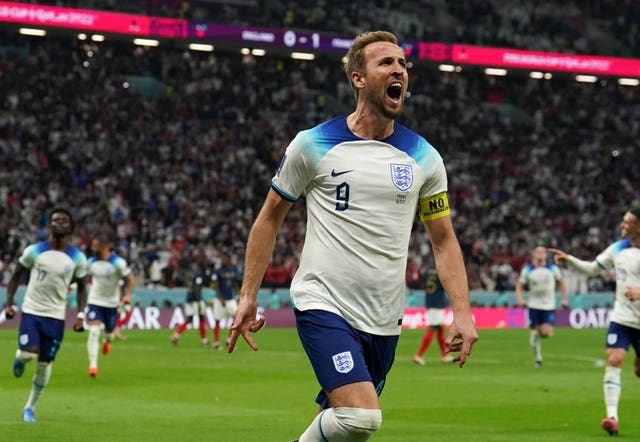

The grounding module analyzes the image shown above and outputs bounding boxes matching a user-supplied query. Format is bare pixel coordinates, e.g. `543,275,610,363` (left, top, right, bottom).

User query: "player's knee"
88,324,101,340
335,407,382,440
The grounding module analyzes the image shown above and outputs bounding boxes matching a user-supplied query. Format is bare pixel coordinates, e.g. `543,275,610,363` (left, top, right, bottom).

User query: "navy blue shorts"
606,321,640,354
529,308,555,327
294,309,399,408
87,304,118,331
18,313,65,362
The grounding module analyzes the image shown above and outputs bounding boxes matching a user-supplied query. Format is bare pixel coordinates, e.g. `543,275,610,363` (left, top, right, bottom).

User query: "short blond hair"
343,31,398,98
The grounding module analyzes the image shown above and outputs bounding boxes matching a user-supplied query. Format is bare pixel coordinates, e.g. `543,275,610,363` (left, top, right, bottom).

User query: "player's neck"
347,109,394,140
48,236,69,251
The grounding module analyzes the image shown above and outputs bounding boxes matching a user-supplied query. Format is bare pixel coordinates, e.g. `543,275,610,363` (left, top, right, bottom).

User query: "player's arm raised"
228,189,293,353
423,215,478,367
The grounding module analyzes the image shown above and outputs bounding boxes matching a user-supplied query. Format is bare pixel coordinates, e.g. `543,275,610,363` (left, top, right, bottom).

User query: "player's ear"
351,71,365,90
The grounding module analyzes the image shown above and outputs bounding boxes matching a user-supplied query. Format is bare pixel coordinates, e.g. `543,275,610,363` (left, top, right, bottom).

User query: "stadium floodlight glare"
134,38,159,47
530,71,544,79
484,68,507,76
19,28,46,37
188,43,214,52
91,35,105,42
618,78,639,86
438,64,455,72
575,75,597,83
240,48,251,55
544,73,552,80
77,33,87,40
291,52,315,60
251,49,266,56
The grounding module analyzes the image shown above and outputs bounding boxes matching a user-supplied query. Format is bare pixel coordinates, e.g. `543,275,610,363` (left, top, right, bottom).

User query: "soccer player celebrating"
515,245,568,367
86,232,136,377
228,31,478,441
4,208,88,423
549,205,640,437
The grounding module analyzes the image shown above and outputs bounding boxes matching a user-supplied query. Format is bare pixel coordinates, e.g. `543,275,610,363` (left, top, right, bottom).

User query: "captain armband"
418,192,450,221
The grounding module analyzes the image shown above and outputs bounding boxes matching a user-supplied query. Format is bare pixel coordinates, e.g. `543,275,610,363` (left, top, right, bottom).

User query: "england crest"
332,351,354,373
390,163,413,191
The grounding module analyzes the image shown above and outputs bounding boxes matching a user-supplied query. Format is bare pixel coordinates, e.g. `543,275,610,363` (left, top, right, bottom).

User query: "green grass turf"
1,326,639,441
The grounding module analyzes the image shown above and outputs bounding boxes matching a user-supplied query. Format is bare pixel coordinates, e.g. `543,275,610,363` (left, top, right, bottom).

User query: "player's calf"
298,407,382,441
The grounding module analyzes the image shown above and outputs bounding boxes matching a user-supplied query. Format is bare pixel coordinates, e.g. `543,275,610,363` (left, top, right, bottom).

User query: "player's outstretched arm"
228,190,293,353
423,215,478,367
546,248,569,266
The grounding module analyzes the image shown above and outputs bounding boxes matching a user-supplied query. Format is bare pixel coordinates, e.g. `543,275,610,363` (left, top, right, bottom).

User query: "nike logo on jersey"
331,169,354,177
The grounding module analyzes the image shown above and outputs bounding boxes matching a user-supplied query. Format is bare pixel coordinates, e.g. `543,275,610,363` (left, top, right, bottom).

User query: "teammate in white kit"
515,245,567,367
4,208,88,423
86,232,136,377
228,31,478,441
549,205,640,437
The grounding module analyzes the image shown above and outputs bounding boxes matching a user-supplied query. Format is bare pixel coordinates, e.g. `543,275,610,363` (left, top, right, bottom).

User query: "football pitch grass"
2,326,639,441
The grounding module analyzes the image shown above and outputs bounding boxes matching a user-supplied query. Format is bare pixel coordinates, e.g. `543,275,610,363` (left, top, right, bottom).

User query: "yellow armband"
418,192,450,221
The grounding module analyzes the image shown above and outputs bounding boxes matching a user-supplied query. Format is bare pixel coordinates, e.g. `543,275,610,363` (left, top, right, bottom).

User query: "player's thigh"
426,308,445,327
196,300,207,316
224,299,238,317
35,315,65,362
17,312,42,353
213,299,226,320
87,304,118,331
328,381,380,409
606,321,634,366
295,309,397,408
184,301,199,318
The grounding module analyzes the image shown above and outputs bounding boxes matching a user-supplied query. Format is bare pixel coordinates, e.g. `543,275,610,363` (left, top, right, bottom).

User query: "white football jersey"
272,116,448,335
596,239,640,329
19,241,87,320
87,254,131,308
518,263,563,310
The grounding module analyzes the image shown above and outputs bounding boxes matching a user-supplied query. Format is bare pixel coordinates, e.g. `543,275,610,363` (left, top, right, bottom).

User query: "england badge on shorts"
332,351,354,373
390,163,413,191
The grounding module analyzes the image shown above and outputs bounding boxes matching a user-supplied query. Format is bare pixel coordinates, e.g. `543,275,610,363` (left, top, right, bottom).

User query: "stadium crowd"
17,0,640,57
0,9,638,294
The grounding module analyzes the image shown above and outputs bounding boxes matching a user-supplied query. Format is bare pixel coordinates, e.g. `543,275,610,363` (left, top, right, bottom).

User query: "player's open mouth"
386,82,403,102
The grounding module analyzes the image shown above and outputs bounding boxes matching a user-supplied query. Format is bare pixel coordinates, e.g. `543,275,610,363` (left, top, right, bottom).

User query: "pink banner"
0,1,187,37
452,44,640,77
403,307,527,329
0,307,611,330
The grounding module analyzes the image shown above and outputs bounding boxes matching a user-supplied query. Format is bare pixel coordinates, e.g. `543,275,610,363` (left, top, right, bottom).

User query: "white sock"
103,332,114,343
604,366,621,421
25,361,51,410
87,325,100,368
298,407,382,441
16,349,38,364
529,331,541,360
